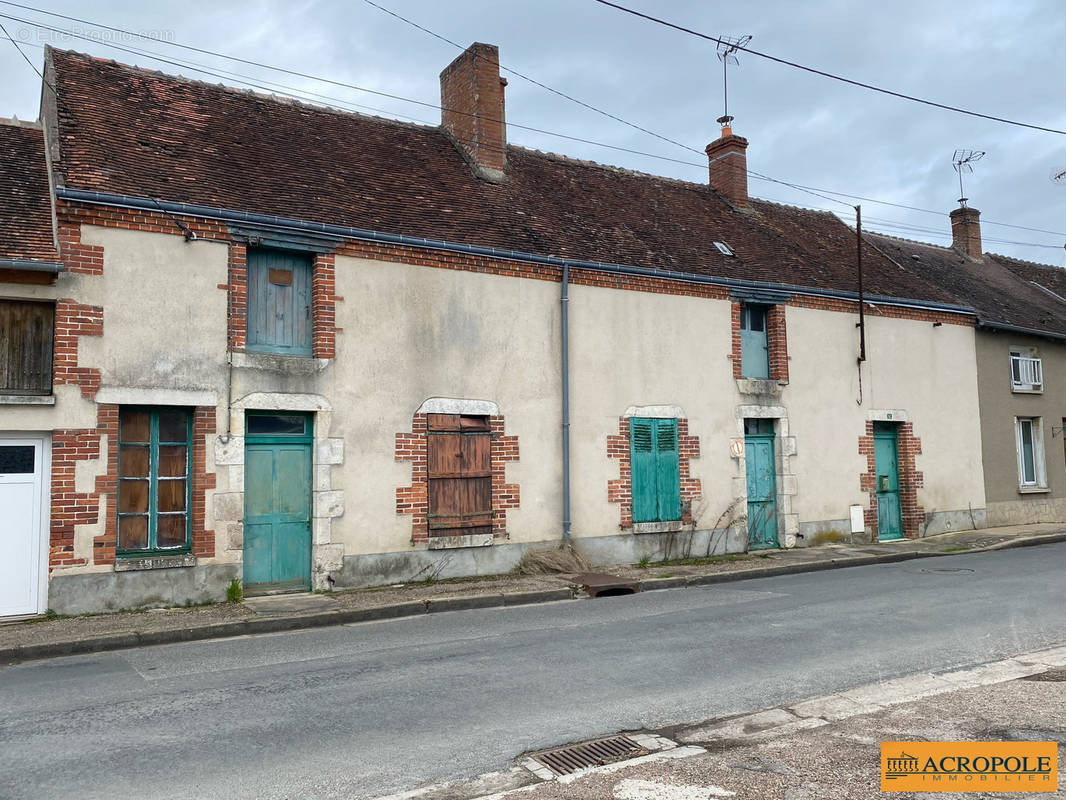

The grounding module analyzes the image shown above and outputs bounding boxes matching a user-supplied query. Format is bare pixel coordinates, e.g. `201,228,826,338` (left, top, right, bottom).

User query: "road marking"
613,778,736,799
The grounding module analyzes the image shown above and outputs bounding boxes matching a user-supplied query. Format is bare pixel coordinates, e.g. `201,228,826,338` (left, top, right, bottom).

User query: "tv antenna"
952,149,985,207
1052,167,1066,185
716,34,751,127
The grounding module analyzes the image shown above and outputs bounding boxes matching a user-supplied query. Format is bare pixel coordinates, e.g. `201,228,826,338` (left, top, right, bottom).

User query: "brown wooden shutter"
427,414,492,538
0,300,54,395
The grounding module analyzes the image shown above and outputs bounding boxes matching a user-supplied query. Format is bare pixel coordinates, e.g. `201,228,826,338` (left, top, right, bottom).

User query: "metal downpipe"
561,262,572,544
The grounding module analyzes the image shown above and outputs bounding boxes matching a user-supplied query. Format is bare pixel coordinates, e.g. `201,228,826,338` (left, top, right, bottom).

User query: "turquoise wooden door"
745,433,778,549
740,304,770,379
873,423,903,541
630,418,681,523
244,414,313,593
246,249,313,356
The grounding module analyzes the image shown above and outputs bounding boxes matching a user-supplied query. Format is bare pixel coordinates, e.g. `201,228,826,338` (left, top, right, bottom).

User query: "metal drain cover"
527,735,647,776
920,567,975,573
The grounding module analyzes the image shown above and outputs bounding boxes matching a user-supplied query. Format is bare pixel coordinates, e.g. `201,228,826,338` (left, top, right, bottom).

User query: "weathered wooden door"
873,422,903,541
630,417,681,523
0,300,53,395
246,249,312,356
745,430,779,549
243,413,313,594
427,414,492,539
740,304,769,379
0,438,46,616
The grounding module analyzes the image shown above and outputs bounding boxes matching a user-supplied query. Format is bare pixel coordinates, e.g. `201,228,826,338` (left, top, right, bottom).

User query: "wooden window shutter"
0,300,54,395
654,419,681,521
427,414,492,538
629,418,657,523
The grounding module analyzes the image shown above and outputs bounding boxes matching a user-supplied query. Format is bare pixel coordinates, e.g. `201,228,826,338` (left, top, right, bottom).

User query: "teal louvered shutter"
654,419,681,521
630,418,657,523
247,249,313,356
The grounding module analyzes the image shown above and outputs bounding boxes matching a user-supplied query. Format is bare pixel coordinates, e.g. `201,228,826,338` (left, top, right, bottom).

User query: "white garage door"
0,438,47,617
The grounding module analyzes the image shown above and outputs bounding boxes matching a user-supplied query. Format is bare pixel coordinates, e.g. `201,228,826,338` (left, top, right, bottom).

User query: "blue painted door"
873,423,903,541
740,304,769,379
244,415,312,593
246,249,313,356
745,434,778,549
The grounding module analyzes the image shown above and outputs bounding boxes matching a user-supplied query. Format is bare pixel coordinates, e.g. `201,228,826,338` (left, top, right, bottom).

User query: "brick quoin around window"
225,243,339,357
395,413,519,544
858,421,925,540
607,417,701,529
730,301,789,381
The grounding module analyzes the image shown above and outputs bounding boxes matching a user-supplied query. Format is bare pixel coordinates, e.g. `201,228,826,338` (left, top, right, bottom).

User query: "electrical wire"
3,4,1062,252
592,0,1066,137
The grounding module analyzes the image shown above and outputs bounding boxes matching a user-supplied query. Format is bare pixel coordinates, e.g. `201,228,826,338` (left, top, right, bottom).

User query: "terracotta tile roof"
48,48,957,304
0,121,58,263
866,232,1066,337
992,252,1066,303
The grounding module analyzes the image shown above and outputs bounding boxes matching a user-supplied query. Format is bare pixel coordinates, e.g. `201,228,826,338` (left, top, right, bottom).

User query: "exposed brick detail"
227,242,247,352
858,421,925,541
55,200,977,330
312,253,337,359
706,131,748,207
440,43,507,176
53,298,103,398
191,406,217,558
51,404,218,571
767,305,789,382
730,302,743,380
395,412,519,544
608,417,701,529
57,222,103,275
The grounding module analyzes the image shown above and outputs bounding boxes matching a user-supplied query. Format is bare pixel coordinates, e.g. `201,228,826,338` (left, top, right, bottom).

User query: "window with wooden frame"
117,407,192,554
246,248,313,356
0,299,53,395
630,417,681,524
426,414,492,539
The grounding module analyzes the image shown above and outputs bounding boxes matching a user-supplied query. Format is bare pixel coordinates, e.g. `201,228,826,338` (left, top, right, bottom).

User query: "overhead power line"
3,3,1064,250
592,0,1066,137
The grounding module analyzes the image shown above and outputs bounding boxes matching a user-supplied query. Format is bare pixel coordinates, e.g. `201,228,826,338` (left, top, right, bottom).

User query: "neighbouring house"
868,210,1066,527
1,42,996,615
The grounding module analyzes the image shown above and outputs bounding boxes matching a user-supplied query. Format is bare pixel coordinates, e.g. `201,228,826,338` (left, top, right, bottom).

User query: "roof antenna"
952,149,985,207
716,34,751,130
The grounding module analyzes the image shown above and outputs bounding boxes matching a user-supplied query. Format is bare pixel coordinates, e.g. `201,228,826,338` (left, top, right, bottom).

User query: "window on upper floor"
117,407,192,554
0,299,53,396
1010,348,1043,392
246,248,313,356
1015,416,1046,490
740,303,770,379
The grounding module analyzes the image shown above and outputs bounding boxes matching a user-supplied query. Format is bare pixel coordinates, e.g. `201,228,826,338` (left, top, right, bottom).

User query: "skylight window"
713,241,735,257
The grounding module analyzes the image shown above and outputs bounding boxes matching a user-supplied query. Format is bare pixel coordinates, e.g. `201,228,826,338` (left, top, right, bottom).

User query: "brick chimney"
706,125,749,207
440,43,508,183
950,206,983,260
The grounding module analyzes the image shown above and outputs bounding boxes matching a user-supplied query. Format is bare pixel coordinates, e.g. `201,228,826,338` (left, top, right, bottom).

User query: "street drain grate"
528,735,648,776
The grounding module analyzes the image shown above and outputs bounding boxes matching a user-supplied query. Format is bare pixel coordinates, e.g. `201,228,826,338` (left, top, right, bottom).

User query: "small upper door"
243,414,313,593
745,423,779,550
740,304,770,379
246,249,313,356
873,423,903,541
0,438,45,616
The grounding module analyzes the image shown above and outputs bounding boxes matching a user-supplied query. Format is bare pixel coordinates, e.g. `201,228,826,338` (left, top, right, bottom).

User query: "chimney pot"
950,206,983,260
440,42,507,183
706,130,749,207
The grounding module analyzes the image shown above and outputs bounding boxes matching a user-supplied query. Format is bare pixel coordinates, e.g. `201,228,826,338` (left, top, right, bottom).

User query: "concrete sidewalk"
2,522,1064,664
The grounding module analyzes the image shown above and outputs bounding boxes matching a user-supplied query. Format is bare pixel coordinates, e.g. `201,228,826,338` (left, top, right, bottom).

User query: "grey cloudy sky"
2,0,1065,265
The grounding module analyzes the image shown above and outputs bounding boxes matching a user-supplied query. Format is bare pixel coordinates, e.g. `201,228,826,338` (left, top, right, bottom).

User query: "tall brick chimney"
440,42,508,183
706,124,749,207
950,205,983,260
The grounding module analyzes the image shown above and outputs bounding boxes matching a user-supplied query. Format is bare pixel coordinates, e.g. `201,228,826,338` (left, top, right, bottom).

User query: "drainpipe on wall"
561,262,572,545
855,204,866,405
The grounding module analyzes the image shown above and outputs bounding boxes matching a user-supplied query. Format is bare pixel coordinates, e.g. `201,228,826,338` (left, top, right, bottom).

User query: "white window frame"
1009,349,1043,392
1014,416,1046,490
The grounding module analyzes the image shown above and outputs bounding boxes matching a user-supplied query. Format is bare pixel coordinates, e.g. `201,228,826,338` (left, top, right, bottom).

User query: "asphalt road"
1,545,1064,800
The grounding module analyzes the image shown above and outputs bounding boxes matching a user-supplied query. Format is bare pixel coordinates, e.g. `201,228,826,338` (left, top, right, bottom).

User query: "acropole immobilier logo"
881,741,1057,792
